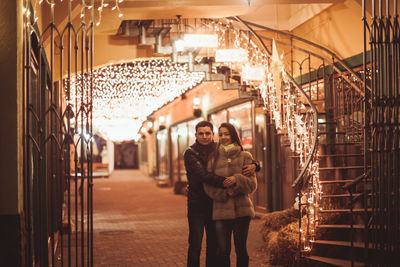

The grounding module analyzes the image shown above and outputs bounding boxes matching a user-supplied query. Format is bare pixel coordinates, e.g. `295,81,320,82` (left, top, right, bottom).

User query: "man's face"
195,126,214,145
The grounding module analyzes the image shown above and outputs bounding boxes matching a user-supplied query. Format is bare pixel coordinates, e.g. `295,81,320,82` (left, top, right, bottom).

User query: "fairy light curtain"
67,59,205,141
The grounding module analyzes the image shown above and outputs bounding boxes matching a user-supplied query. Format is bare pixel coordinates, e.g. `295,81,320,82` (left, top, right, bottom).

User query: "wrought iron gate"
363,0,400,265
23,1,94,266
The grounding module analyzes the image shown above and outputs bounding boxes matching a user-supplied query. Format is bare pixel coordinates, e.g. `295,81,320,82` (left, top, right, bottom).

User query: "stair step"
319,131,346,135
311,239,366,248
319,153,363,157
317,121,337,124
317,224,365,229
290,153,363,158
319,142,361,146
319,179,354,184
306,255,364,267
320,208,372,213
321,193,361,198
320,177,369,182
319,166,364,171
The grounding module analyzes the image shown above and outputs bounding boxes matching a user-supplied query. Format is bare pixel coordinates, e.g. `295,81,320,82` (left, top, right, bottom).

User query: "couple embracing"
184,121,259,267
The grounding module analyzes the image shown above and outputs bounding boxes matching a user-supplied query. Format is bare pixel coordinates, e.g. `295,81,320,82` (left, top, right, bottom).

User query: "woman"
203,122,257,267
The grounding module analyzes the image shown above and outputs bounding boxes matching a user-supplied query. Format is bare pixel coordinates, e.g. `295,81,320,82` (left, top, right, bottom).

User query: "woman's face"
218,127,232,146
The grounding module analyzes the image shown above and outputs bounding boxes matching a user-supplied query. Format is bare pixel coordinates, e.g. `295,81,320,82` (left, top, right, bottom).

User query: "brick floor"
93,169,272,266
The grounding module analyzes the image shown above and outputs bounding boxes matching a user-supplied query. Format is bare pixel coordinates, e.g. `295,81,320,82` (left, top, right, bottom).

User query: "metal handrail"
236,19,369,96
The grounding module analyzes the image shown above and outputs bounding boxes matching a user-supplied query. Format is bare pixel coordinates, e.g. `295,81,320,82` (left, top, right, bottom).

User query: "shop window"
227,102,253,150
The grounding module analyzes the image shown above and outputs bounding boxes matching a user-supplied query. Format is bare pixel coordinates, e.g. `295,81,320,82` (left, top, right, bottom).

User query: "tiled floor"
91,169,272,266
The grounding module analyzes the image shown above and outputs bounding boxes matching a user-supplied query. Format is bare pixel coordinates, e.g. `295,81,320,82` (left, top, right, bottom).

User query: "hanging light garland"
29,0,123,27
209,18,321,253
66,58,204,141
96,0,124,26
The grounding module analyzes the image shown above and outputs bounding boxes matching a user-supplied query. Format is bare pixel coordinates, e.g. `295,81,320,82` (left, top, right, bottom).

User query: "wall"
0,0,23,217
0,0,24,265
93,34,155,68
292,0,364,60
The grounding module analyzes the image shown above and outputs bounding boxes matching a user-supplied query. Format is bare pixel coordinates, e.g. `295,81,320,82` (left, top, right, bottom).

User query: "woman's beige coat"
203,144,257,220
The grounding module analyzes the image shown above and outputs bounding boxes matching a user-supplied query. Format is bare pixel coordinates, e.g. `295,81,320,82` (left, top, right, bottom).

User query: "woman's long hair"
219,122,243,151
209,122,243,173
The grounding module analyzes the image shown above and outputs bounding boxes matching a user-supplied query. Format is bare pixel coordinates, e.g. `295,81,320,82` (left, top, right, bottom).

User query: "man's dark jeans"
215,216,251,267
187,208,217,267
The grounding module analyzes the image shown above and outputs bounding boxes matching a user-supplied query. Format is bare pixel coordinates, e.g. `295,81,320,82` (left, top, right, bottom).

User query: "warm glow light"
174,39,185,52
183,34,218,48
193,97,201,106
241,64,265,81
215,49,248,63
66,59,204,141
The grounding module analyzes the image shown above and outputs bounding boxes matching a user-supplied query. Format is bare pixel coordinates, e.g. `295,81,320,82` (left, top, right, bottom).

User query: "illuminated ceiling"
51,0,344,35
40,0,345,141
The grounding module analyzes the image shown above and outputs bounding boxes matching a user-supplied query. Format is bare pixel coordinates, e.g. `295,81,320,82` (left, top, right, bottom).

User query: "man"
184,121,258,267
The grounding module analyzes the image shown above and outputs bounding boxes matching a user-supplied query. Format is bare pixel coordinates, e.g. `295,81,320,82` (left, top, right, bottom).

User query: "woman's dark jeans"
215,216,251,267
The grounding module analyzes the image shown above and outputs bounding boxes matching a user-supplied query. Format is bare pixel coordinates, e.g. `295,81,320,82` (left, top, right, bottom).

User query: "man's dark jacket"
184,141,225,212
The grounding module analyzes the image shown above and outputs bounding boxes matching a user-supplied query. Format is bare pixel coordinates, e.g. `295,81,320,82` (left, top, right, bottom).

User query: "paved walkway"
93,169,271,267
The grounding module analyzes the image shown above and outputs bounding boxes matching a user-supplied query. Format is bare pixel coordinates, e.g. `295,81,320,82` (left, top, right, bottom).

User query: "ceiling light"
174,39,185,52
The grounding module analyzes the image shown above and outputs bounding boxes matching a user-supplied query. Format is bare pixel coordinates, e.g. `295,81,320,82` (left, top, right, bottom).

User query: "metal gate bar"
23,1,94,266
364,0,400,265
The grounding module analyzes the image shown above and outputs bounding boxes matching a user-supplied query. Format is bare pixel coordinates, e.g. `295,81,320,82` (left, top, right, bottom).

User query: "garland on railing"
262,44,321,252
211,18,322,253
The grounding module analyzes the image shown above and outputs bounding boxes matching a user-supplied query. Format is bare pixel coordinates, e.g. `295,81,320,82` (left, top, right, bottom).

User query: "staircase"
235,11,400,266
303,111,370,266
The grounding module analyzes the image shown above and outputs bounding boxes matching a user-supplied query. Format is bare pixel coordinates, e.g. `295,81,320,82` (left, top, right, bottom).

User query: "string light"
66,59,204,141
209,19,320,253
96,0,124,26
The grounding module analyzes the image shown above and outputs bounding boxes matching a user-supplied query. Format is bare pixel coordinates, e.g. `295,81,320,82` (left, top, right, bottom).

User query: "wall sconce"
158,115,166,130
193,96,202,118
193,97,201,106
146,121,154,134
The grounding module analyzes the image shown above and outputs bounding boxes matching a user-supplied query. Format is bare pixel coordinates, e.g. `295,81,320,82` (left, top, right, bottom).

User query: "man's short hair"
195,121,214,133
